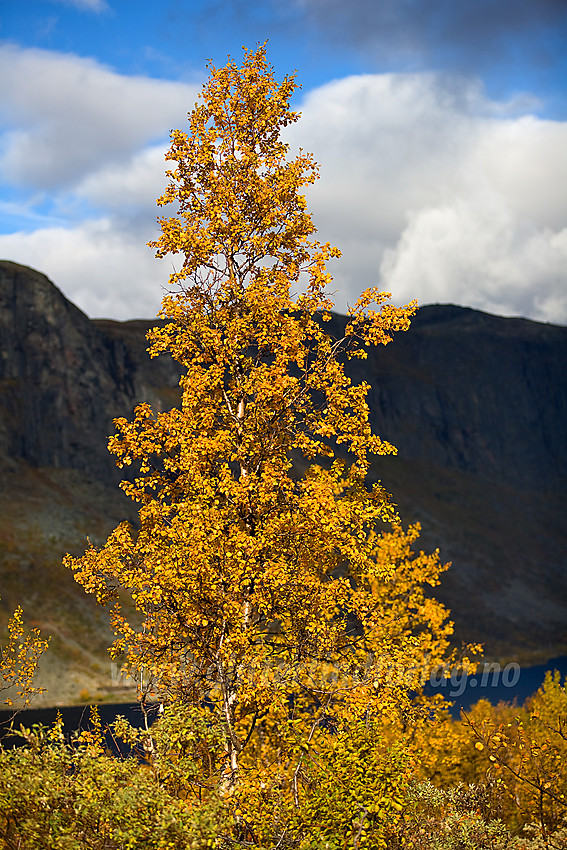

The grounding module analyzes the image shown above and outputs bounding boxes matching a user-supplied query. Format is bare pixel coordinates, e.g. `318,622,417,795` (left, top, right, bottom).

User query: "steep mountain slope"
0,260,180,482
0,259,565,704
350,306,567,660
0,260,180,704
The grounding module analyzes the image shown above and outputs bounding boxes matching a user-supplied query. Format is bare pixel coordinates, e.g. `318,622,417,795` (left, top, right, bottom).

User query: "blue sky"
0,0,566,322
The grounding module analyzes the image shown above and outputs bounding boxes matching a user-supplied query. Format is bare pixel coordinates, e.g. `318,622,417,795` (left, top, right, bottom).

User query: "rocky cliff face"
0,260,180,483
342,306,567,661
0,260,565,704
348,304,567,490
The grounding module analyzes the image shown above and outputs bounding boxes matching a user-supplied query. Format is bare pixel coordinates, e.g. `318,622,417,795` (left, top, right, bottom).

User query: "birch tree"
65,46,459,800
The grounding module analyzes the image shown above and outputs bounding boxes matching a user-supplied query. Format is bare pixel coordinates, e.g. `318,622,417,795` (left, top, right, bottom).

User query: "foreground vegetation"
0,674,566,848
1,45,566,849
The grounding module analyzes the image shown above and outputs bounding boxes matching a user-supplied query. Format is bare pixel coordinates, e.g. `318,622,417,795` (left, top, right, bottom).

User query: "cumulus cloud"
0,45,199,190
75,145,169,213
0,47,565,324
0,218,166,320
380,200,567,322
0,45,199,317
0,142,182,320
288,73,567,323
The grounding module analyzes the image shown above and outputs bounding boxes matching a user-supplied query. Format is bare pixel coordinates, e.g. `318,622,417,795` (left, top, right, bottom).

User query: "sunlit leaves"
65,44,451,802
1,600,49,706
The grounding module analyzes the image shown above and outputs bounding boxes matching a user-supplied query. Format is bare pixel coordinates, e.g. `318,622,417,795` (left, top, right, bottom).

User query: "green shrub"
0,711,227,849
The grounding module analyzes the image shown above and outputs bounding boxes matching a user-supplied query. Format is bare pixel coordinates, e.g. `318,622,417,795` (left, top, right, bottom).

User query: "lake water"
0,701,157,754
1,656,566,744
425,655,567,715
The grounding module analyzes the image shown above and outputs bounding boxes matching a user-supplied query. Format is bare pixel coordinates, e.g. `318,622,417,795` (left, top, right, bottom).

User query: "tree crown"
65,46,460,794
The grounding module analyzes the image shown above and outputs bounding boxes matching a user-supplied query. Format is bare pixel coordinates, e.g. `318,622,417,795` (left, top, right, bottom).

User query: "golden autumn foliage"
63,45,465,821
406,673,567,846
1,44,563,850
0,601,48,706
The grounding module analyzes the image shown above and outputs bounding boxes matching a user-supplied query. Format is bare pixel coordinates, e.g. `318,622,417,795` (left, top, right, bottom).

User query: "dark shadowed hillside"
0,260,180,482
0,259,565,704
342,306,567,660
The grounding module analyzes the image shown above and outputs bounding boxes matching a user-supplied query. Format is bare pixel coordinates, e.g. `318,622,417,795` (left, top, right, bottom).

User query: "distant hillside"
345,305,567,662
0,259,565,705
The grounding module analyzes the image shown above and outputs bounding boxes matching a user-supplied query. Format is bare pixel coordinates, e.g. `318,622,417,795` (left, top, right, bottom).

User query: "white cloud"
380,199,567,323
0,218,169,320
289,73,567,323
0,46,198,318
0,50,565,324
0,45,199,190
75,144,168,213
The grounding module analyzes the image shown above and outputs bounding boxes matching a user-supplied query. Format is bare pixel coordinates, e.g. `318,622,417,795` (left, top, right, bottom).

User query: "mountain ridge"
0,259,565,705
